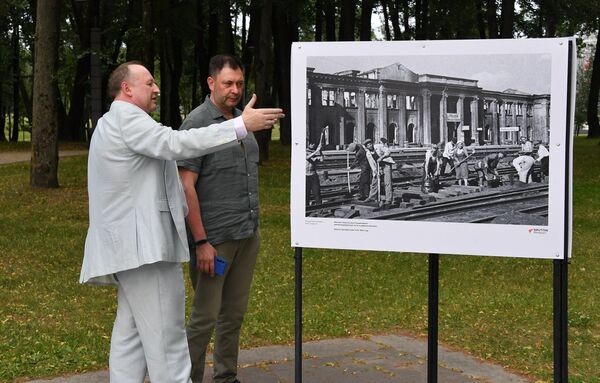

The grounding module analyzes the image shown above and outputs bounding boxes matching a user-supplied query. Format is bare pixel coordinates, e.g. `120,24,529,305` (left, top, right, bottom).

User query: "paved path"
27,334,530,383
0,150,88,165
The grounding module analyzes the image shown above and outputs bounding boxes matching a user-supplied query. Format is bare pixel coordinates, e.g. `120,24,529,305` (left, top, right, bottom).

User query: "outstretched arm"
241,94,285,132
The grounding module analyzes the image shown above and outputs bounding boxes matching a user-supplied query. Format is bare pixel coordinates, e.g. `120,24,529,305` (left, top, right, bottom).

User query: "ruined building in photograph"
306,62,550,149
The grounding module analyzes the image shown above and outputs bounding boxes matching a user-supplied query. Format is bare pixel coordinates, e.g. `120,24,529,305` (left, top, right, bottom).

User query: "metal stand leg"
553,259,568,383
295,247,303,383
428,253,439,383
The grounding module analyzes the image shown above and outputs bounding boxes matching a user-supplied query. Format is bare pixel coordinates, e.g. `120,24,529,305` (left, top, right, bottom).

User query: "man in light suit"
79,61,283,383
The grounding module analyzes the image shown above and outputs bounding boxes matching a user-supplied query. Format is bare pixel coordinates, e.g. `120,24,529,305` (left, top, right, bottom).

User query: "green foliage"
576,51,594,133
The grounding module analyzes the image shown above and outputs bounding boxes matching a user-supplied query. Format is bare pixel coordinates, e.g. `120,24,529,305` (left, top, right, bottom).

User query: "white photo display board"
290,38,575,260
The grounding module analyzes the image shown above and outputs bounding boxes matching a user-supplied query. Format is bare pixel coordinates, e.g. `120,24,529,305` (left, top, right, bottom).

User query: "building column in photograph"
398,92,407,146
541,98,550,143
499,99,507,145
457,95,464,142
470,96,479,145
357,89,366,144
336,88,345,147
378,84,387,141
491,99,499,145
416,94,423,145
511,101,518,143
439,91,447,144
421,88,432,145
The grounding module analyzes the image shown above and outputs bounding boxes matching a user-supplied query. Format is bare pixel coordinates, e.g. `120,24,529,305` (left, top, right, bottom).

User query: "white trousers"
110,262,192,383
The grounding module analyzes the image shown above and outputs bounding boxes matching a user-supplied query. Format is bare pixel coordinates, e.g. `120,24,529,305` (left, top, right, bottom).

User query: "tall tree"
338,0,355,41
61,0,93,142
314,0,323,41
380,0,392,40
191,0,208,107
142,0,155,73
474,0,487,38
253,0,274,161
401,0,412,39
415,0,429,39
272,0,297,145
384,0,402,40
324,1,336,41
31,0,61,188
500,0,514,38
360,0,375,41
10,5,20,142
588,32,600,138
486,0,499,38
157,0,190,128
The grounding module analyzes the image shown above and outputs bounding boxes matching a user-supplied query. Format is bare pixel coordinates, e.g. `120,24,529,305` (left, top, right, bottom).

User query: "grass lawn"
1,137,599,382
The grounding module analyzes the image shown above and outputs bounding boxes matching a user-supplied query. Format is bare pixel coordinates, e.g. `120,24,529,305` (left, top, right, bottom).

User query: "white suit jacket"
80,101,239,285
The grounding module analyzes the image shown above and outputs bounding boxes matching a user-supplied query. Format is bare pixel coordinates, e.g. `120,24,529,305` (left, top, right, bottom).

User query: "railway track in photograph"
305,145,548,225
373,184,548,223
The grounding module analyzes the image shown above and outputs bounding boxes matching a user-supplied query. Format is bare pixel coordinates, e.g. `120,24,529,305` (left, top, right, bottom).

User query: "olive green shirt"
177,96,259,246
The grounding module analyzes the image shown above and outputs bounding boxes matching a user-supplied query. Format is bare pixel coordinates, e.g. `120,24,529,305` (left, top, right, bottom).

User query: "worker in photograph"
306,141,324,205
374,137,395,207
452,141,472,186
475,152,505,187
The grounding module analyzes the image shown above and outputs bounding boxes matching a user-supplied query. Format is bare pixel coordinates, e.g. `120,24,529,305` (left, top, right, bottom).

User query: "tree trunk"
324,1,336,41
62,58,88,141
401,0,411,39
0,91,6,141
142,0,155,74
381,0,392,40
20,72,33,124
541,0,559,37
219,0,235,54
314,0,323,41
243,2,259,101
422,0,429,38
500,0,514,38
486,0,498,38
272,0,297,145
254,0,273,162
386,0,402,40
338,0,355,41
192,0,207,107
159,34,183,128
360,0,374,41
31,0,61,188
415,0,429,39
11,7,20,142
474,0,487,38
587,32,600,138
207,4,219,58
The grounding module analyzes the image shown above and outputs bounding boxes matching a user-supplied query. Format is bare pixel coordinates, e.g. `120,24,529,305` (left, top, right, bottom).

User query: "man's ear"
207,76,215,92
121,81,131,97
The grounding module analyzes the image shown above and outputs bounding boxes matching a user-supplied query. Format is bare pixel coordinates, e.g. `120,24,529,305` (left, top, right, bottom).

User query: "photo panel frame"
290,38,575,260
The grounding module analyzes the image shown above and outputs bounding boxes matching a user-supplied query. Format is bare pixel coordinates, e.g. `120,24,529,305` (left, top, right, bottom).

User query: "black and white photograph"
291,39,574,259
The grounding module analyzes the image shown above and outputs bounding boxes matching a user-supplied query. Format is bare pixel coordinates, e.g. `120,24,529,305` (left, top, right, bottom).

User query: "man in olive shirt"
178,54,260,383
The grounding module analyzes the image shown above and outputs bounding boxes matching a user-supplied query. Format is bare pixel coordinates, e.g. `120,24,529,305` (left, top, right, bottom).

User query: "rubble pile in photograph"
306,145,548,226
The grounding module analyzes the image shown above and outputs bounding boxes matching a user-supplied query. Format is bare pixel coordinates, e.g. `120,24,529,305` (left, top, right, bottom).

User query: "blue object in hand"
214,256,228,276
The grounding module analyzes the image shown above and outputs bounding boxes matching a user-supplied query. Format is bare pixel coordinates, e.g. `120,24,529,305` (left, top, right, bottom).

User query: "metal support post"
553,259,568,383
295,247,303,383
428,253,439,383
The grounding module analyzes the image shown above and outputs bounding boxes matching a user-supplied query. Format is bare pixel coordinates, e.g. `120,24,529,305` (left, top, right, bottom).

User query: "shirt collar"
204,95,242,121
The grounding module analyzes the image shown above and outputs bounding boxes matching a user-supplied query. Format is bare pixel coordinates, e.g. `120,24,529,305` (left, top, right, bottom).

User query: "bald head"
110,62,160,113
